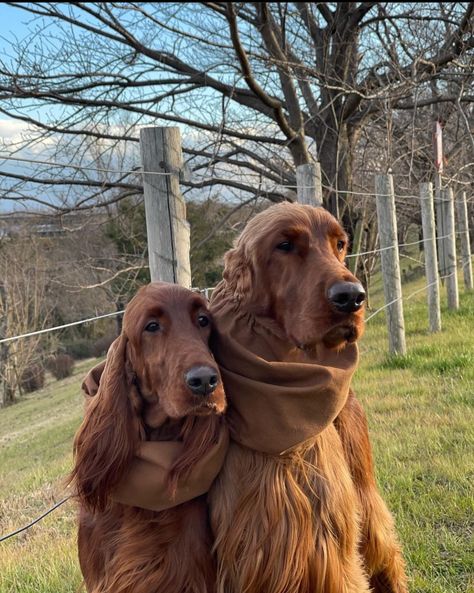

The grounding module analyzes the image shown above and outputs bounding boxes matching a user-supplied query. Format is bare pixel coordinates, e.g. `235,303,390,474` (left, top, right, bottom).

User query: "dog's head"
72,282,226,511
122,282,226,424
222,202,365,350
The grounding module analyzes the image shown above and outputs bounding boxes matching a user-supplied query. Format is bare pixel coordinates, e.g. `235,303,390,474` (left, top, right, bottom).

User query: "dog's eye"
276,240,294,252
145,321,161,333
337,240,346,252
198,315,210,328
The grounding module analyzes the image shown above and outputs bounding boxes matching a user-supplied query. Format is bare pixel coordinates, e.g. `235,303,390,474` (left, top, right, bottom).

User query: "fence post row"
455,191,473,291
140,126,191,288
419,183,442,333
138,125,468,350
375,174,407,355
440,187,459,310
296,162,323,207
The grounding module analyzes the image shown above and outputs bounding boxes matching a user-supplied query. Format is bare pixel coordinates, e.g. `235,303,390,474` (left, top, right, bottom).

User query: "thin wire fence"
365,271,456,322
1,154,472,202
0,310,125,345
0,496,72,544
0,154,171,177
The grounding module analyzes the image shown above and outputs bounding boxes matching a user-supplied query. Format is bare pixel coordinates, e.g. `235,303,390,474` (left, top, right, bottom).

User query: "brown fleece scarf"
110,428,229,511
210,295,358,455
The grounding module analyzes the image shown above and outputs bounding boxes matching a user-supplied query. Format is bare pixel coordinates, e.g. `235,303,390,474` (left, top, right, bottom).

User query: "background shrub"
47,354,75,380
19,363,45,393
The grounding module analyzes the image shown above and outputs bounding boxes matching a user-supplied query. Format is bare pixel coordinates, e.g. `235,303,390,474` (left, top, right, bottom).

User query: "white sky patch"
0,118,57,153
0,119,63,157
0,118,30,141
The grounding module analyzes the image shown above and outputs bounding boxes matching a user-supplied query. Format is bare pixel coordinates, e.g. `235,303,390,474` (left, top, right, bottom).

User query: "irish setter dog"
70,282,226,593
209,203,407,593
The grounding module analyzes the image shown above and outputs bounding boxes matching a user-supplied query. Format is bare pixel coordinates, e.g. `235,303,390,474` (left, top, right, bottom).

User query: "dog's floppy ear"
223,246,253,303
71,335,143,512
81,360,106,397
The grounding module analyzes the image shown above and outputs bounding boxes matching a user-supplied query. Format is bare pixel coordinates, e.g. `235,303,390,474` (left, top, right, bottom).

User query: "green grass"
1,279,473,593
0,361,91,593
354,273,474,593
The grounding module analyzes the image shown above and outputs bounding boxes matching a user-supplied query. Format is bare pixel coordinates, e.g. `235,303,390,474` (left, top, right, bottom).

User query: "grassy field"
0,275,473,593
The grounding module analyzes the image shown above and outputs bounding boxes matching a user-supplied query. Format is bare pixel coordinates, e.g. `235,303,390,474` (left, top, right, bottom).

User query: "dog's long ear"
222,246,253,303
81,360,106,398
71,335,143,512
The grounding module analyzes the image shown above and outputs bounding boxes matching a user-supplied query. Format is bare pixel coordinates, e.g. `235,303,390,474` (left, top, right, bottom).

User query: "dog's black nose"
185,366,219,396
327,281,366,313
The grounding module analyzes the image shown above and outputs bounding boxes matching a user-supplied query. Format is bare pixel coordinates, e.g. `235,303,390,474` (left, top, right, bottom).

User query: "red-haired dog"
209,203,407,593
70,282,226,593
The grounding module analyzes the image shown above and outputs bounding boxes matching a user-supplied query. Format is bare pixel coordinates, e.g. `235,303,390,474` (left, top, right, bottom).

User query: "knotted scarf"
210,295,359,455
110,428,229,511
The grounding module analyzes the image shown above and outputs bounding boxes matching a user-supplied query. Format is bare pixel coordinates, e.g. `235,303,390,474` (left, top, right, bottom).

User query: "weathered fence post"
375,174,406,355
433,120,446,283
455,191,473,291
434,179,449,286
0,282,10,407
440,187,459,309
296,162,323,207
419,183,441,332
140,126,191,287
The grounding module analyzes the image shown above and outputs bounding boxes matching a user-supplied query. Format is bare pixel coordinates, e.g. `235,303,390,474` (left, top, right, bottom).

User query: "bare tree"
0,2,472,225
0,209,152,406
0,231,54,404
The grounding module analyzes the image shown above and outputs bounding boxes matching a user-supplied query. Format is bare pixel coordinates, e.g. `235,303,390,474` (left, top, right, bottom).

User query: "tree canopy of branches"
0,2,472,222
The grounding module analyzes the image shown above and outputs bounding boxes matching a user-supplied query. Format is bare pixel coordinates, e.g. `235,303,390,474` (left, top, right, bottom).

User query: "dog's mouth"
188,399,226,416
291,323,362,352
187,387,227,416
322,323,362,348
143,388,226,425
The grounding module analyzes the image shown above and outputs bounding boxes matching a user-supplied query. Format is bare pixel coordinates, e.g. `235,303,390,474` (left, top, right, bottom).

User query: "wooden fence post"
0,282,10,407
455,191,473,291
419,183,441,332
375,174,407,355
441,187,459,309
140,126,191,288
434,175,448,282
296,162,323,207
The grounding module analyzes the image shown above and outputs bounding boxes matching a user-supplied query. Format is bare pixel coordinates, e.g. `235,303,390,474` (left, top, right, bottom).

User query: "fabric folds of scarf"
210,298,358,455
111,425,229,511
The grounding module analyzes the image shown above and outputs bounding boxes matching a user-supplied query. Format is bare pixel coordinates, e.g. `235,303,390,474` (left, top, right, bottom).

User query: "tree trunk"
318,122,353,220
2,382,16,407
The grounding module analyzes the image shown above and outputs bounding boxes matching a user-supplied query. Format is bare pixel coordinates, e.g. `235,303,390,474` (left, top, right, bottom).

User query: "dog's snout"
327,281,366,313
185,366,219,396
